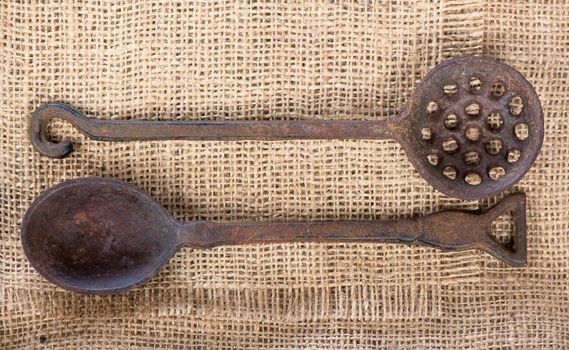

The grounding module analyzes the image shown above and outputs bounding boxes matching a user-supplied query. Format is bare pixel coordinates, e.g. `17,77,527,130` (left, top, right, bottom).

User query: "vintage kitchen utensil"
29,56,543,200
22,177,526,295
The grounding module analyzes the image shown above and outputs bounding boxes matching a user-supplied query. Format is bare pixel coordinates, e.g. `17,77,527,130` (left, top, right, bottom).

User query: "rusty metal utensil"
29,56,543,200
22,177,527,295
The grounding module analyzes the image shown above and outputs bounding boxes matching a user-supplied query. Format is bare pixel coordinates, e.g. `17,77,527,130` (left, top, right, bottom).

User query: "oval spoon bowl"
22,178,180,294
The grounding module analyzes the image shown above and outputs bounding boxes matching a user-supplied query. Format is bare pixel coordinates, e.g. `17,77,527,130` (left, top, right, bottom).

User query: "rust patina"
22,177,527,295
29,56,543,200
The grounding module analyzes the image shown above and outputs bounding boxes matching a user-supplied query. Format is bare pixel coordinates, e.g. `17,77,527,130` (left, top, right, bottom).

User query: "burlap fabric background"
1,1,568,348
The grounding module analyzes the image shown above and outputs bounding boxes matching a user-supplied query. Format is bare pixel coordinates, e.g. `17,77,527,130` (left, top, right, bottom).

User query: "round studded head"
403,56,543,200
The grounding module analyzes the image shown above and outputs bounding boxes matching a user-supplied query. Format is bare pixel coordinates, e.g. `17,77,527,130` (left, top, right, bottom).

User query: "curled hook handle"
29,102,89,158
29,102,402,158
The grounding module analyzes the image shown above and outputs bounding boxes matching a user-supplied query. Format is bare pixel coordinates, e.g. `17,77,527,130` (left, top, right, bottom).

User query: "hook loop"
29,102,89,158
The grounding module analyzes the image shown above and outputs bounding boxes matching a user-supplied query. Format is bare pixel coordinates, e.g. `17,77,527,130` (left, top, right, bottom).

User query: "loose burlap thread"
1,1,568,348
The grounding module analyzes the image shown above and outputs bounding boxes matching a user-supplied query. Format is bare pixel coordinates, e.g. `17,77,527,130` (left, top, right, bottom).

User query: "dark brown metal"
22,177,527,295
29,56,543,200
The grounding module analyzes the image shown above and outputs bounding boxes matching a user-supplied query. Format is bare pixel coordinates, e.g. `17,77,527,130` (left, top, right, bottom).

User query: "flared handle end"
480,193,527,267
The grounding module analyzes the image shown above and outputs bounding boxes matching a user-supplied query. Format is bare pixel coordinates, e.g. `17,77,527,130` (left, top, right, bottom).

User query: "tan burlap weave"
1,0,568,348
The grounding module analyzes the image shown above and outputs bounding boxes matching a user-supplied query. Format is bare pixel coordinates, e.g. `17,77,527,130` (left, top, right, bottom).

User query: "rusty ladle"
22,177,527,295
30,56,543,200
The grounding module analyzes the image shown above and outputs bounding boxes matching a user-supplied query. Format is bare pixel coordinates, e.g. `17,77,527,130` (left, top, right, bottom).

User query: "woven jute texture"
1,1,568,348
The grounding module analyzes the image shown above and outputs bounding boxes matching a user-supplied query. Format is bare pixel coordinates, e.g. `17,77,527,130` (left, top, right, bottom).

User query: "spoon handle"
30,102,404,158
183,193,526,266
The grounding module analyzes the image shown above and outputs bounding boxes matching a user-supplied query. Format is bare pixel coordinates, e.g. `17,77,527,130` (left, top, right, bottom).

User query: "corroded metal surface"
22,177,527,295
29,56,543,200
